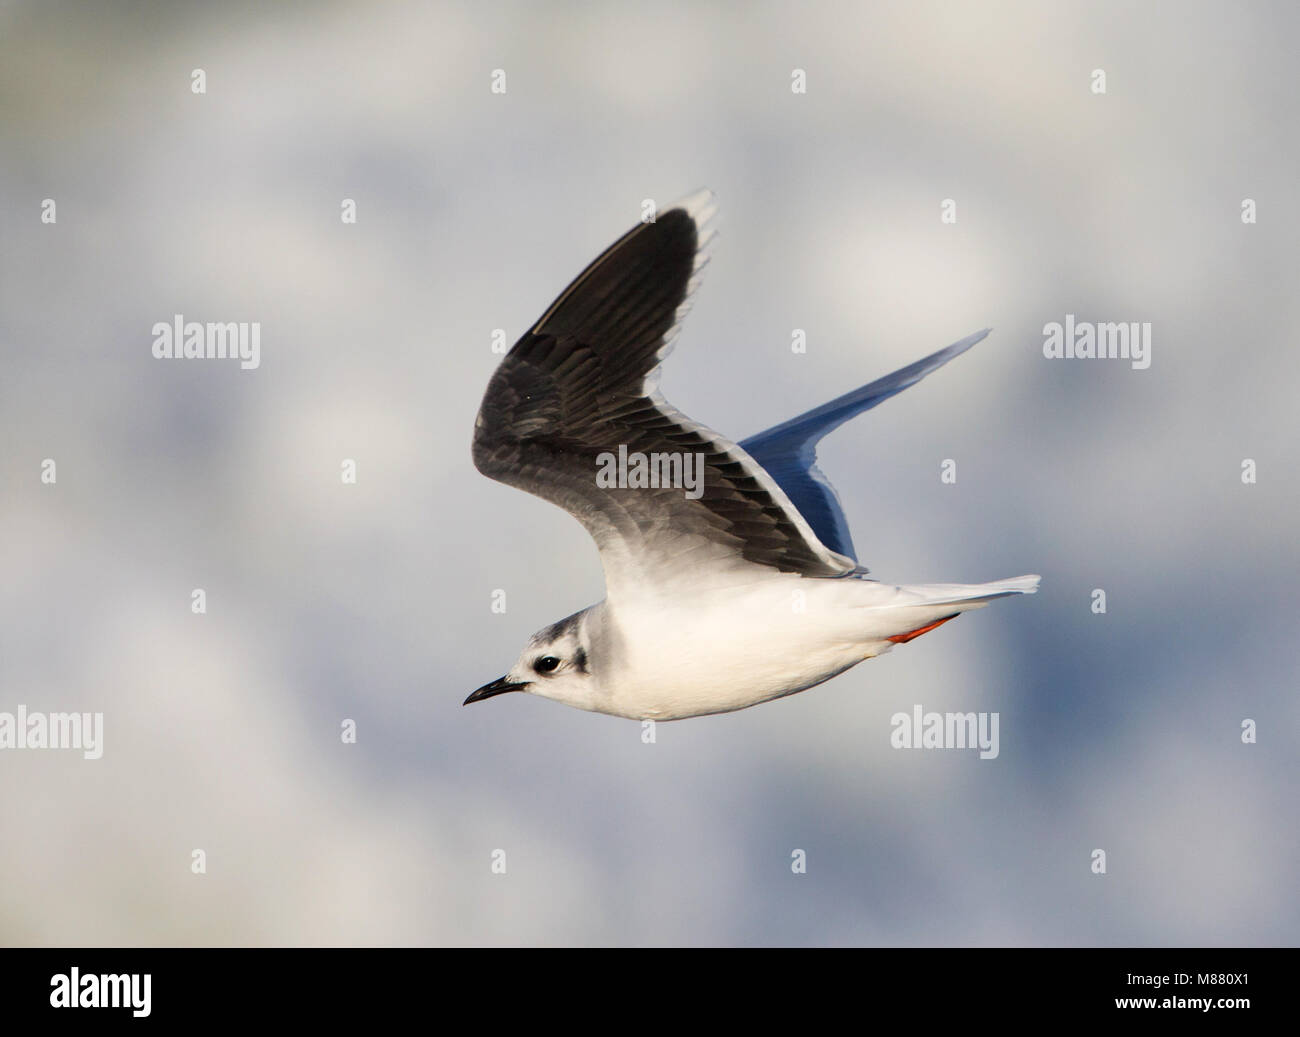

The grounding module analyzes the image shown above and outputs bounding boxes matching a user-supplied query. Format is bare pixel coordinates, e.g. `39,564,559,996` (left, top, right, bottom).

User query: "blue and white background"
1,0,1296,945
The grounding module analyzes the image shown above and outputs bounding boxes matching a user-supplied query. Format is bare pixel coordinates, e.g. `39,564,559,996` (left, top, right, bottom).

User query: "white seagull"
467,191,1038,721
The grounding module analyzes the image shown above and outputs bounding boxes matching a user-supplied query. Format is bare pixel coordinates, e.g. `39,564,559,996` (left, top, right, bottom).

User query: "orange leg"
887,612,960,644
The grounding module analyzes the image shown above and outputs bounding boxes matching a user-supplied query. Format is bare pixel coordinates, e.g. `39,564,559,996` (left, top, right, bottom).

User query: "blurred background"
1,0,1296,946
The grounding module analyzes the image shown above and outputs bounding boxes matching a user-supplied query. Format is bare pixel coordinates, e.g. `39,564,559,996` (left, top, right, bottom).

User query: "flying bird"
467,191,1038,721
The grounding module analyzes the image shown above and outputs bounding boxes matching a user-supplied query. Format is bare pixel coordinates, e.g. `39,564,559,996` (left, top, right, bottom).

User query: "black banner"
0,948,1284,1022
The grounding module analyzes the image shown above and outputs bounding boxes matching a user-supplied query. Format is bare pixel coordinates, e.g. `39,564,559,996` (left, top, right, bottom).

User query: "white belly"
600,575,894,720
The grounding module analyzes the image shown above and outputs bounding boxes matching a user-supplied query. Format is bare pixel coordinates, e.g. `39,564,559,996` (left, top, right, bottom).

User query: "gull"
466,191,1038,721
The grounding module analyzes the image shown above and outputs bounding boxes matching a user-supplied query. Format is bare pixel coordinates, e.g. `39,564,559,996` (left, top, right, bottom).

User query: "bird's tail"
900,574,1041,607
862,574,1040,645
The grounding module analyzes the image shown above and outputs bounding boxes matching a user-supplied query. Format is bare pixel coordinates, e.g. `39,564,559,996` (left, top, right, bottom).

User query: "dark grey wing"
740,329,989,563
472,191,855,600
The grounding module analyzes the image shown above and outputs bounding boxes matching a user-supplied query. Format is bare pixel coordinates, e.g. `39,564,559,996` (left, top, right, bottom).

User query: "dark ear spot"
573,647,588,673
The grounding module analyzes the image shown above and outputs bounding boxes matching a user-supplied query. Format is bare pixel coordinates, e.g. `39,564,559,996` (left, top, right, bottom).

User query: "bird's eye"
534,655,561,674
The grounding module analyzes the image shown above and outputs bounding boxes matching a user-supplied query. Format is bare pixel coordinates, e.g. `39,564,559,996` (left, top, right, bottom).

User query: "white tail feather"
903,574,1041,608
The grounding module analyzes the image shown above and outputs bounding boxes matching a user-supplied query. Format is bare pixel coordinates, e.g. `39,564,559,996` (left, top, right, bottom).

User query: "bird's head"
465,610,597,711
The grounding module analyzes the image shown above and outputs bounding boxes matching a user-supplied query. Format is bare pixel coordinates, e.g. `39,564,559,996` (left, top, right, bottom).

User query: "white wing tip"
951,327,992,351
670,187,716,224
653,188,718,366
